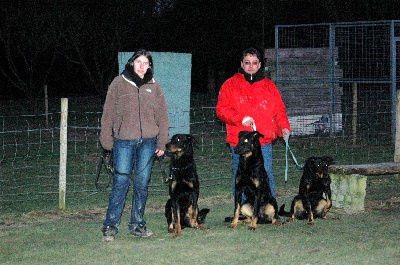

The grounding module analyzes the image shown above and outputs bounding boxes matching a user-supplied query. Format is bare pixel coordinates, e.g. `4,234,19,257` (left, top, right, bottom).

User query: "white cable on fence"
59,98,68,210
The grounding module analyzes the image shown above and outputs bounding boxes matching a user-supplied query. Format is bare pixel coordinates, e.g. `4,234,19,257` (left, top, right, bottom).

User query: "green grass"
1,107,399,264
1,175,400,264
1,198,399,264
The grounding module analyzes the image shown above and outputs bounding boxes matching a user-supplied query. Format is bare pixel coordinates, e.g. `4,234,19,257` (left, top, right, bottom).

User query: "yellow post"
59,98,68,210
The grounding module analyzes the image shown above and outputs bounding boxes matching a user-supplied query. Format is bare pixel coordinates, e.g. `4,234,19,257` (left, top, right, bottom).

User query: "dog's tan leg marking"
188,205,196,227
323,198,332,218
228,203,241,228
249,216,258,230
240,203,253,217
291,200,304,222
174,209,182,237
264,204,284,226
319,199,331,218
314,200,327,219
264,204,274,219
326,198,332,209
307,211,315,225
168,211,175,233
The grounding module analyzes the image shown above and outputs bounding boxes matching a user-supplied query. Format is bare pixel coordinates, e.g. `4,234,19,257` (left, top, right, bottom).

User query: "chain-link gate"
269,20,400,145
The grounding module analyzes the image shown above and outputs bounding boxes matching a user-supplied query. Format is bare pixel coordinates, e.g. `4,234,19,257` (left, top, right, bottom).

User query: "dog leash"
284,137,304,182
251,122,256,132
112,153,167,181
250,121,302,182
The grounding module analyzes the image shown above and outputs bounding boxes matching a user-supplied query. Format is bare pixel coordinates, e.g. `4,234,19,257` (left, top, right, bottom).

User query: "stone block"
330,173,367,212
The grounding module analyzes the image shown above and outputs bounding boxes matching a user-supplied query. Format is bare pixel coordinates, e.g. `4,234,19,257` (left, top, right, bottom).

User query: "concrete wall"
118,52,191,137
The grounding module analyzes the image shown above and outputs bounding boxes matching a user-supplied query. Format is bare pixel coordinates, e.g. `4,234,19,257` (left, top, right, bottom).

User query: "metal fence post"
394,90,400,163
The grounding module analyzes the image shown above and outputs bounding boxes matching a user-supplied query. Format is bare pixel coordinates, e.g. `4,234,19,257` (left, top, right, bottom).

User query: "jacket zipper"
137,87,143,138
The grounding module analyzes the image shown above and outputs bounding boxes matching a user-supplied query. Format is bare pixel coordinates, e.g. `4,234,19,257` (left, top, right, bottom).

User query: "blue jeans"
103,138,156,233
230,143,276,199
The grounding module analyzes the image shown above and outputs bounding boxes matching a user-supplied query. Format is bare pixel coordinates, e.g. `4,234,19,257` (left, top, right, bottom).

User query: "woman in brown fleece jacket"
100,49,169,241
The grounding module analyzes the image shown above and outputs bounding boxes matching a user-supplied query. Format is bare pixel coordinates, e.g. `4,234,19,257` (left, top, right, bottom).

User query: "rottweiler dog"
229,131,283,230
164,134,209,237
279,156,334,225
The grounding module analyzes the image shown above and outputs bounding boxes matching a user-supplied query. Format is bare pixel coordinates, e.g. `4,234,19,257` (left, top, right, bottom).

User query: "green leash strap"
285,137,304,183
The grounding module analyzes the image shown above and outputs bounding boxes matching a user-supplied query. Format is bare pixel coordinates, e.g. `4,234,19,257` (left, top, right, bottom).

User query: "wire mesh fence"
273,20,400,145
2,20,399,213
0,93,394,215
0,98,233,213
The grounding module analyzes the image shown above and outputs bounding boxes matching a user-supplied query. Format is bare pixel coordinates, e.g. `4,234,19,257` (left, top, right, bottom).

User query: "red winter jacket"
216,72,291,146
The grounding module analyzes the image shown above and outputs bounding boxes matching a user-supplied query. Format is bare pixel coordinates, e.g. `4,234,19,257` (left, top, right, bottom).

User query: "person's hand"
103,149,112,158
242,116,254,127
155,149,164,157
282,128,291,141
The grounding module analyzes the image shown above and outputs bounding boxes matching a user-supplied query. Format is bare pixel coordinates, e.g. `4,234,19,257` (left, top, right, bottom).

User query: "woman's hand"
155,149,164,157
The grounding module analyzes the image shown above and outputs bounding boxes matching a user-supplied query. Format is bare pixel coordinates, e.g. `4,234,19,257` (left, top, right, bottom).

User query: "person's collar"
122,67,153,88
238,67,265,84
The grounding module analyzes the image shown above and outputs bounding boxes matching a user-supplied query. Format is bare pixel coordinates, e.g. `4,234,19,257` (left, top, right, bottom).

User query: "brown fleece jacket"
99,74,169,151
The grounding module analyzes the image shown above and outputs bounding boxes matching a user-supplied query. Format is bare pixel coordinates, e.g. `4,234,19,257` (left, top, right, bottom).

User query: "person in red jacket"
216,47,291,199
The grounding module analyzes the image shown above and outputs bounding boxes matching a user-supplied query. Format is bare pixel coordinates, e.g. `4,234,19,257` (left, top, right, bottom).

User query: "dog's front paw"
307,220,315,225
248,225,256,230
272,219,285,226
167,223,175,233
173,230,182,238
228,223,238,229
197,225,209,230
323,206,331,216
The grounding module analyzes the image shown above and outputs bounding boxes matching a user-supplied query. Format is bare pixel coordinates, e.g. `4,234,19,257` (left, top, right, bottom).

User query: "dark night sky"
1,0,400,99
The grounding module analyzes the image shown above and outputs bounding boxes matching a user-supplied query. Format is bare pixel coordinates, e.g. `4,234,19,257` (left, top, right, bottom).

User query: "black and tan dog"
279,156,334,225
229,131,283,230
164,134,209,237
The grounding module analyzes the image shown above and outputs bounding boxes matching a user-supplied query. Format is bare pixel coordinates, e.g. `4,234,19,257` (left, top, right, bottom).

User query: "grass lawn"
1,178,400,265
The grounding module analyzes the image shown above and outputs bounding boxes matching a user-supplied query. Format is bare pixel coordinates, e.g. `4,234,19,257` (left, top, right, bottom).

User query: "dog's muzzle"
234,146,252,155
163,150,174,158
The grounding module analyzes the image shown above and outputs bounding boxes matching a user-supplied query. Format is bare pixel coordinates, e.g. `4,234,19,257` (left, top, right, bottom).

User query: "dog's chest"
170,165,198,192
305,177,329,192
237,170,265,188
237,157,267,188
171,178,195,190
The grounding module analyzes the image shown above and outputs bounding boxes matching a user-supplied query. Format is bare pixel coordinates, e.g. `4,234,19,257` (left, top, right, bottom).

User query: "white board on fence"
118,52,191,137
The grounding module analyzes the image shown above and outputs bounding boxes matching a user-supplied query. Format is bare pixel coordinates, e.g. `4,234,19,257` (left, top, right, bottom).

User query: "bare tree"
62,6,122,97
0,4,68,99
63,1,175,97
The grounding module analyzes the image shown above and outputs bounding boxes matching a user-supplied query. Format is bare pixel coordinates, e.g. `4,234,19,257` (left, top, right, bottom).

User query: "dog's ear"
251,131,260,139
238,131,247,138
255,131,264,139
322,156,334,165
304,156,316,170
187,134,196,148
306,156,316,163
187,134,195,142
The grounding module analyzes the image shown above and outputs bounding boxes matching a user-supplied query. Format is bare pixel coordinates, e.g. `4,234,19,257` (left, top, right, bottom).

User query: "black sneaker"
102,226,117,242
131,225,154,238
